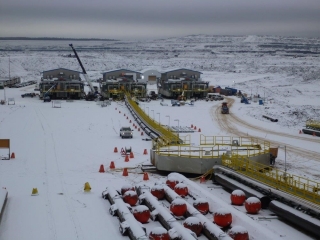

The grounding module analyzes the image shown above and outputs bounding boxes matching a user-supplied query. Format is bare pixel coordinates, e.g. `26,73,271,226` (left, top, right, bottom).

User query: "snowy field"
0,35,320,240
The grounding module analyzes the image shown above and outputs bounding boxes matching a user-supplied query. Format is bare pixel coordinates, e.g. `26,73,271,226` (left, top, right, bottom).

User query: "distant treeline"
0,37,119,41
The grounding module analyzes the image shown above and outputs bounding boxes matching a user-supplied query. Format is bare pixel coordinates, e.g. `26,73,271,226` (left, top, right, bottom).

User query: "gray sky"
1,0,319,39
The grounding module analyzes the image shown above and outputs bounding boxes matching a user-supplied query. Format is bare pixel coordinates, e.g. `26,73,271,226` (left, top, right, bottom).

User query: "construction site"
1,39,320,240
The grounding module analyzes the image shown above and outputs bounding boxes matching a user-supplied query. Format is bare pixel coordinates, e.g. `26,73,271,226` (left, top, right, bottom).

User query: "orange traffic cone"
130,120,132,123
194,126,197,130
143,172,149,181
114,147,118,153
143,149,148,155
141,132,144,136
124,113,126,116
198,128,201,132
135,126,137,129
138,128,140,131
99,164,105,173
191,124,193,128
11,152,15,159
125,155,130,162
122,168,128,176
299,130,302,134
110,161,115,169
130,152,134,158
200,176,206,183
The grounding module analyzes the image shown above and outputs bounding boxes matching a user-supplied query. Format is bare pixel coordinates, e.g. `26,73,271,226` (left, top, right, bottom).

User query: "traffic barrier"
84,182,91,192
31,188,38,196
200,176,206,183
143,172,149,181
110,161,115,169
123,168,128,176
99,164,105,173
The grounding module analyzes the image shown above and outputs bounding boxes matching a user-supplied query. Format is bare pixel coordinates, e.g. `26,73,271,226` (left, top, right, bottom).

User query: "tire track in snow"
34,107,57,240
211,98,320,179
37,109,83,240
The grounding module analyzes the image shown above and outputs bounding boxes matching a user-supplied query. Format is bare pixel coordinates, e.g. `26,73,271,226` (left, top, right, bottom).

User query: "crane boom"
69,44,96,95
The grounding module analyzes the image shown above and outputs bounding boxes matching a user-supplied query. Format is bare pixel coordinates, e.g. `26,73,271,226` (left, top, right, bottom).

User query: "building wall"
43,69,80,80
103,69,141,81
142,69,161,83
161,69,201,80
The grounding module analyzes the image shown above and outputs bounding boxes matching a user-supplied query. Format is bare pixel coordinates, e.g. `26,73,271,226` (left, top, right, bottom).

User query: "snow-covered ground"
0,35,319,240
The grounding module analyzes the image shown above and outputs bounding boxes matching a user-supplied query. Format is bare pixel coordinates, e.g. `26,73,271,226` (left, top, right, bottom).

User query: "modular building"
100,69,147,100
0,77,21,88
158,68,209,99
39,68,84,99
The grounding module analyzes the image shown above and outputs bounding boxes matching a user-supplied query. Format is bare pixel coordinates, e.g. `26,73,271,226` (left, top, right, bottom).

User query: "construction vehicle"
69,44,99,101
221,102,229,114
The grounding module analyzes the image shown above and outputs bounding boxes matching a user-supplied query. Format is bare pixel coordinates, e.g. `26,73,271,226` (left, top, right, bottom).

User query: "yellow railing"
221,154,320,205
126,94,179,145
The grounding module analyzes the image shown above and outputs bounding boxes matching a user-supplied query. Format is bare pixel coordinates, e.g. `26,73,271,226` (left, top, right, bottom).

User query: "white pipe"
105,187,148,240
139,188,197,240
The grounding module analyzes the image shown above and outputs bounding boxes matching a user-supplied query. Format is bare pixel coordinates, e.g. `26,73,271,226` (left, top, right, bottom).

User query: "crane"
69,44,98,100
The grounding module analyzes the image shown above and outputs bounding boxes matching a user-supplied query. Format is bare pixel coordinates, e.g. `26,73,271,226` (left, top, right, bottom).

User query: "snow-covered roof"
161,68,203,74
42,68,81,73
102,69,142,74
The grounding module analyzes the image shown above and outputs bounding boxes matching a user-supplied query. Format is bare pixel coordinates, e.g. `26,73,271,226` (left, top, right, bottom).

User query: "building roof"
102,69,142,74
42,68,81,73
161,68,203,74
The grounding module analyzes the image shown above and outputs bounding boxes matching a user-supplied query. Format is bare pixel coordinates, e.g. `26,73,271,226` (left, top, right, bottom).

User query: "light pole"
151,110,154,120
174,119,180,138
166,115,170,129
146,107,149,117
157,113,160,125
278,145,287,175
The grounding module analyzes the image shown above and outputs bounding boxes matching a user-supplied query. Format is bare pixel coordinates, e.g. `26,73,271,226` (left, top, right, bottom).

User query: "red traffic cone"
11,152,15,159
110,161,115,169
125,155,130,162
130,152,134,158
143,172,149,181
198,128,201,132
143,149,148,155
99,164,105,173
141,132,144,136
122,168,128,176
200,176,206,183
114,147,118,153
194,126,197,130
299,130,302,134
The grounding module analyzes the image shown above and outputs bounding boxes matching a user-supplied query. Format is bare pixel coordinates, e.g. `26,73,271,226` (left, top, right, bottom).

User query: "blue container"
259,99,263,105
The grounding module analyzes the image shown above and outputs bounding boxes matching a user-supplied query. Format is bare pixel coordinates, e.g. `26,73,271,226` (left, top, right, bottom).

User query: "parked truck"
221,102,229,114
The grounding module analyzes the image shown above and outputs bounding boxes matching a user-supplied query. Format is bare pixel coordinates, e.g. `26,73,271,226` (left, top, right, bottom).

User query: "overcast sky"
0,0,319,40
